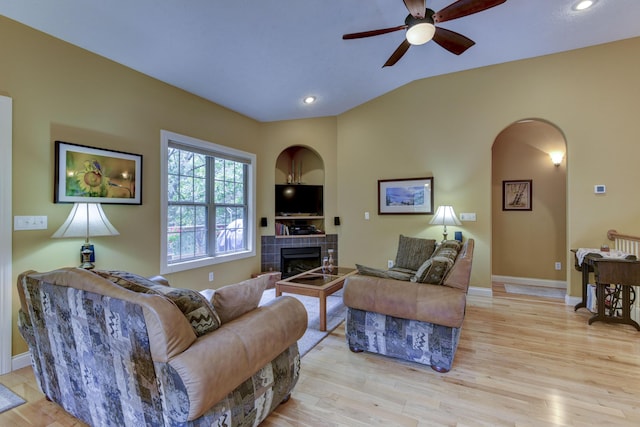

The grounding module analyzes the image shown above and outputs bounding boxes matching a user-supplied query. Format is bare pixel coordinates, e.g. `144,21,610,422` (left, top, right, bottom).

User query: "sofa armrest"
442,239,474,292
168,295,307,420
344,274,466,328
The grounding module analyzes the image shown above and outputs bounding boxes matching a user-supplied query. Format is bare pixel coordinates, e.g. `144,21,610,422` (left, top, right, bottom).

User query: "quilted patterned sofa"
344,237,474,372
17,267,307,426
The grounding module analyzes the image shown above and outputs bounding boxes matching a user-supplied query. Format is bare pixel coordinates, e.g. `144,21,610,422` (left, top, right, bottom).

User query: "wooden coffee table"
276,266,356,331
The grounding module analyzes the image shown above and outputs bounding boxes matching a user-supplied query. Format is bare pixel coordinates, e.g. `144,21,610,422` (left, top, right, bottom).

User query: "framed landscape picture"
378,177,433,215
502,179,532,211
54,141,142,204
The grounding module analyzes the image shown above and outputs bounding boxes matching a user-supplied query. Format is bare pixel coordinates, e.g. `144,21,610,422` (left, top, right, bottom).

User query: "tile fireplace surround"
261,234,338,274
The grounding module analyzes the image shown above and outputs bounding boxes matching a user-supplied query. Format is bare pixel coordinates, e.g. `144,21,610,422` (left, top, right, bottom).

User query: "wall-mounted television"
275,184,323,216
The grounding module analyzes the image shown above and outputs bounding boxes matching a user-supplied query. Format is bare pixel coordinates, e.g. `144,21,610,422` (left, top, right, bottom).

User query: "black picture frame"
502,179,532,211
54,141,142,204
378,177,434,215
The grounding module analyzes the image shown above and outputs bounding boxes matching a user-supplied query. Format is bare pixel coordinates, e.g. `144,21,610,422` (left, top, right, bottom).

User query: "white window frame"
160,130,256,274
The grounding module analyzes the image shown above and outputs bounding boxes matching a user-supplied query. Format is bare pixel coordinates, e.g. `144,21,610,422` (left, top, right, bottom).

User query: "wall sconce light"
550,152,564,167
52,203,119,269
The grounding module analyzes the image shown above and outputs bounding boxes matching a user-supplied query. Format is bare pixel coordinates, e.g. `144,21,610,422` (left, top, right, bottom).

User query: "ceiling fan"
342,0,507,67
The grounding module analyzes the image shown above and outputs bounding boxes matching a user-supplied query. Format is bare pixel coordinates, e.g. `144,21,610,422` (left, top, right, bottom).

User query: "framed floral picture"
502,179,532,211
54,141,142,204
378,177,434,214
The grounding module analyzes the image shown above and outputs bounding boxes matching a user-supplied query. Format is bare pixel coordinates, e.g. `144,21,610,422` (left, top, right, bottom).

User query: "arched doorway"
491,119,568,292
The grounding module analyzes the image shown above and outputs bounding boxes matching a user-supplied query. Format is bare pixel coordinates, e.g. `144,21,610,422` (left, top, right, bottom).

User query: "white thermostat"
594,185,606,194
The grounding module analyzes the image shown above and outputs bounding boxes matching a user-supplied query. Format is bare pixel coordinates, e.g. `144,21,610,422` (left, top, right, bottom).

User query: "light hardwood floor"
2,286,639,426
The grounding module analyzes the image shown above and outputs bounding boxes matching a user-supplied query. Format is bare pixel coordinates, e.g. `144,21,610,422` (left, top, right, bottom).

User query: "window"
160,131,256,273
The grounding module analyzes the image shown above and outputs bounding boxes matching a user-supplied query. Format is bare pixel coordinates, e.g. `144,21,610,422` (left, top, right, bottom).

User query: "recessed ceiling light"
303,96,316,104
574,0,596,11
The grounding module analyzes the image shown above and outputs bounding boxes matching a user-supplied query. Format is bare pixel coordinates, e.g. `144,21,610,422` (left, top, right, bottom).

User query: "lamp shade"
429,205,462,226
52,203,119,240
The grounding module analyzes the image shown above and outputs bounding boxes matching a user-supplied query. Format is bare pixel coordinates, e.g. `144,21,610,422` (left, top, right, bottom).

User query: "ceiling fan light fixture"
405,13,436,46
573,0,596,11
406,22,436,45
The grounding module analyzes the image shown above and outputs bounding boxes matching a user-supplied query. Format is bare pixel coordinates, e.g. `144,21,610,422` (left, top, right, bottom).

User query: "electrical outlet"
555,262,561,271
388,259,394,268
364,212,370,220
208,272,214,282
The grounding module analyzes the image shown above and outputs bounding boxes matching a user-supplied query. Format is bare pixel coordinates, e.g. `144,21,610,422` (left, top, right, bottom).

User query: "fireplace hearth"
281,247,321,278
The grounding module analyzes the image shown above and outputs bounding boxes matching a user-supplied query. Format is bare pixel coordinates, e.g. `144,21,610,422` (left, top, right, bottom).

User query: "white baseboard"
565,295,581,307
469,286,492,297
492,275,566,289
12,351,31,371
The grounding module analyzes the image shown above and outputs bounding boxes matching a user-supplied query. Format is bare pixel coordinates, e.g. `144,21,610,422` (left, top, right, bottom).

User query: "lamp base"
80,244,95,270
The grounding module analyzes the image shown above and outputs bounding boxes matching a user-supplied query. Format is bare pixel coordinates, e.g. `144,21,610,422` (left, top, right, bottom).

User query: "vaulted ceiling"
2,0,639,122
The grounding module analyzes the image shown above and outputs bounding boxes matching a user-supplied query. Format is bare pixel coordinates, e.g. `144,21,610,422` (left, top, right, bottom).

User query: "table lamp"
429,205,461,241
52,202,119,269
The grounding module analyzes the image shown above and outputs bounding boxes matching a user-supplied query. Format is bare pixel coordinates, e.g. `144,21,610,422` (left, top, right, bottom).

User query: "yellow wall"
1,17,266,355
5,12,640,358
337,36,640,293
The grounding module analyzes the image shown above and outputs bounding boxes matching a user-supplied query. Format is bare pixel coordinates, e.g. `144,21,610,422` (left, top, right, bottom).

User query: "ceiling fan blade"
432,27,475,55
403,0,426,18
434,0,507,23
343,25,407,40
383,40,411,67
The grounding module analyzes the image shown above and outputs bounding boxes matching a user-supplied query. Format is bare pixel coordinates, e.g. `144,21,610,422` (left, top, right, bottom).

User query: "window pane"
180,150,194,176
214,158,225,181
234,182,244,204
194,177,207,203
168,205,181,228
194,153,206,178
165,136,252,268
181,230,195,259
167,232,180,262
168,175,180,202
179,176,194,201
215,206,245,252
168,148,180,175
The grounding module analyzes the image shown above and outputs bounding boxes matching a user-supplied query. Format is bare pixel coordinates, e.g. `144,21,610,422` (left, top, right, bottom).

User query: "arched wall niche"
263,145,335,275
275,145,325,185
491,118,568,285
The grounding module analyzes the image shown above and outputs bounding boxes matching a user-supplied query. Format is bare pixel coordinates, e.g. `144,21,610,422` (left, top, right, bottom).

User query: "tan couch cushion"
210,275,268,324
344,274,466,328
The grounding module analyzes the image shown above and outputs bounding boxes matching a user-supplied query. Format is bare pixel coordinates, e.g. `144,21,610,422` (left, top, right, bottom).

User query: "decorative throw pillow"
212,275,268,324
413,256,456,284
356,264,390,278
394,235,436,271
386,269,413,281
412,258,433,283
94,270,221,337
433,240,462,256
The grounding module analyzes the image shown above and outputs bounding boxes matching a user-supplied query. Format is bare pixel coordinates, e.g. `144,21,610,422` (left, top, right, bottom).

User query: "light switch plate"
459,212,476,221
14,215,48,230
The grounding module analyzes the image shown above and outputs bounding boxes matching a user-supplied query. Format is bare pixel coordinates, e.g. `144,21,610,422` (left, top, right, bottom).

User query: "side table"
590,259,640,330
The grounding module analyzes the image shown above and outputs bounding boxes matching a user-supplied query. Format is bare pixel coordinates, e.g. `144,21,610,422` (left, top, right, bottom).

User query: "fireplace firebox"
281,247,321,278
